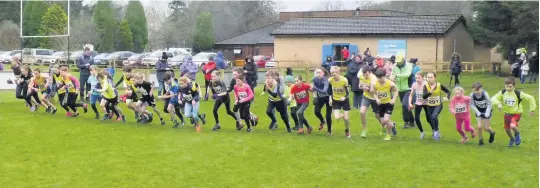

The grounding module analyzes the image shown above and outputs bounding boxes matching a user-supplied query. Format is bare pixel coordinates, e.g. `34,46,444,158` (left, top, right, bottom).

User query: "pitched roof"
271,15,464,36
215,22,284,45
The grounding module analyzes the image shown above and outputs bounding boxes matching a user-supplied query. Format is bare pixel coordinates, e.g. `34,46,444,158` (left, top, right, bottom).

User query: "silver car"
0,50,21,64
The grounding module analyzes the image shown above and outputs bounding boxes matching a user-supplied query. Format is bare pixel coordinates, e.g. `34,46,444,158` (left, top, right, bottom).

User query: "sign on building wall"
378,40,407,59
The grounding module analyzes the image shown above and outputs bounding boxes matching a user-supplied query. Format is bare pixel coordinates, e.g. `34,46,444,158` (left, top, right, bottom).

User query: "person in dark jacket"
155,53,171,96
362,48,374,66
242,57,258,90
449,53,462,87
76,47,93,102
389,55,396,65
347,55,365,109
286,67,293,76
529,52,538,83
322,56,336,73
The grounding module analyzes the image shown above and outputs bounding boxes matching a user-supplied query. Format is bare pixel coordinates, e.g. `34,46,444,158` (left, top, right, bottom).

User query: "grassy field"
0,71,538,187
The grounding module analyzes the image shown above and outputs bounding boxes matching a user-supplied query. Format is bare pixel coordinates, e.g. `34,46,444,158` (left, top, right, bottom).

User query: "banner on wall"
378,40,407,59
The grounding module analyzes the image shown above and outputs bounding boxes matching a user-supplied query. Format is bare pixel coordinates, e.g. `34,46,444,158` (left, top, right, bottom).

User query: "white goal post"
19,0,70,38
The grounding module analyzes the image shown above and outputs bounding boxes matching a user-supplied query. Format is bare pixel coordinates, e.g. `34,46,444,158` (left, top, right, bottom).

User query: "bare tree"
69,17,99,50
356,1,374,10
0,20,21,50
314,0,345,11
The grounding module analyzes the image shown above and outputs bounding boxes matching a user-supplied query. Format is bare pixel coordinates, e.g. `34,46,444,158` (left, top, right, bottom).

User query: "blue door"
322,44,332,63
349,45,358,57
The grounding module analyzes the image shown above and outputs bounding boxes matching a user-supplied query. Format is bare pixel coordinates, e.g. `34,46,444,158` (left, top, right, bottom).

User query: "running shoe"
307,126,313,134
488,131,495,143
250,113,259,126
318,122,325,131
95,114,100,120
297,128,304,134
360,130,367,138
384,135,392,141
479,139,484,146
200,113,207,125
121,115,126,124
287,128,292,133
82,103,88,113
30,105,36,112
507,138,515,147
212,123,221,131
345,129,351,138
172,120,180,128
420,132,425,140
460,137,469,144
236,123,244,131
328,131,332,136
292,125,299,130
190,118,195,125
380,127,386,136
246,128,252,133
100,114,110,120
434,131,441,141
268,122,277,130
160,118,165,126
471,131,476,139
391,123,397,136
51,108,57,114
66,112,73,117
72,112,80,117
45,106,51,113
515,133,521,145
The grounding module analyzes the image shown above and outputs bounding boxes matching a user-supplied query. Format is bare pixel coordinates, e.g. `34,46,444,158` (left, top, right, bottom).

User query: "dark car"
93,53,111,65
123,54,145,66
107,51,134,66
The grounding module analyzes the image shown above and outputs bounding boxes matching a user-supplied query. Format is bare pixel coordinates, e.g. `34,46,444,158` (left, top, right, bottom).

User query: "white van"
21,48,54,65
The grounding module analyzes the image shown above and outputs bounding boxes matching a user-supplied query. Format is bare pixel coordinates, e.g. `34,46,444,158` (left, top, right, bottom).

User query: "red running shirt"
291,83,311,104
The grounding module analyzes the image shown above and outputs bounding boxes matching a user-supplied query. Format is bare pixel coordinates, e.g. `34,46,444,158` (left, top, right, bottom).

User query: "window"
36,50,52,55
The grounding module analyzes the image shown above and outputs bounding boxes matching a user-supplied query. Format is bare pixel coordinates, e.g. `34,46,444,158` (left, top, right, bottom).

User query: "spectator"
520,53,529,84
321,56,336,73
347,55,365,109
362,48,374,66
449,52,462,87
409,58,420,86
180,55,198,81
202,56,217,100
156,53,171,96
215,51,227,77
341,47,349,61
242,56,258,90
529,52,538,83
391,54,415,129
375,55,392,76
76,47,93,102
286,67,293,76
389,55,396,65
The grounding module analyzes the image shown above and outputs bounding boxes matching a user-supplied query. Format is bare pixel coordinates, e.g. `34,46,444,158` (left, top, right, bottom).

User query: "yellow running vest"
425,83,442,106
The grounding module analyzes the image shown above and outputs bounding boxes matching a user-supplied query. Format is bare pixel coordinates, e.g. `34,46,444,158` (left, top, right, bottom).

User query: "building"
271,14,478,67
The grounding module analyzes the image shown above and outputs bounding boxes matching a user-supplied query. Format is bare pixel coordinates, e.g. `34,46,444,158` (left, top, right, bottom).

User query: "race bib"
213,86,224,93
238,92,247,100
183,94,193,101
415,91,423,102
139,87,149,96
377,92,389,99
474,100,487,108
427,97,440,105
504,98,516,107
295,91,307,99
359,83,370,89
455,104,466,113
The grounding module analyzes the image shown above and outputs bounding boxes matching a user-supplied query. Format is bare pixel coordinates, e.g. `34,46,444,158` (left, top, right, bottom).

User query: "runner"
262,70,291,131
408,72,431,139
328,66,351,137
210,70,240,131
469,82,496,146
311,68,332,134
357,66,380,138
422,72,451,141
371,68,398,140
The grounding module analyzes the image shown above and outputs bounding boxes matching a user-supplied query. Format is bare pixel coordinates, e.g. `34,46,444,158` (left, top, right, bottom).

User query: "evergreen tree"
92,1,116,52
22,1,50,48
118,19,134,51
39,4,68,49
192,12,215,51
124,1,148,52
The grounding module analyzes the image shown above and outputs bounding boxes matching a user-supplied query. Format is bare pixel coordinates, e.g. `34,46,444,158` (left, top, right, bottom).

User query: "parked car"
142,51,175,66
0,50,21,64
122,53,146,66
65,51,99,65
254,55,275,68
42,51,66,64
168,53,190,67
192,52,218,67
106,51,134,66
21,48,54,65
93,53,111,65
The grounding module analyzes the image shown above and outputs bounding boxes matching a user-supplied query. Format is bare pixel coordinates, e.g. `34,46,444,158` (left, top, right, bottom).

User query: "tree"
470,1,539,60
118,19,134,51
0,1,21,25
192,12,215,51
39,4,68,49
314,0,345,11
22,1,50,48
92,1,116,52
124,1,148,53
0,20,21,50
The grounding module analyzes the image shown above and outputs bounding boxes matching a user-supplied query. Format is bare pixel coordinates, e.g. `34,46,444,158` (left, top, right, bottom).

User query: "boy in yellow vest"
370,68,398,140
328,66,351,137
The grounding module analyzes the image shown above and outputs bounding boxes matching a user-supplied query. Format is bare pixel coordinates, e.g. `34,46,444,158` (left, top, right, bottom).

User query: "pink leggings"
456,116,473,138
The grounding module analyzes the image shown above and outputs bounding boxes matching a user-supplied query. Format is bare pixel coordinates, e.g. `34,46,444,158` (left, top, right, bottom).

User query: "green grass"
0,72,538,187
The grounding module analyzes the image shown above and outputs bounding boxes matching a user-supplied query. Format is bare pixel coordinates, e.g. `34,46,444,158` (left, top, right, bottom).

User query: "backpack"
501,89,522,105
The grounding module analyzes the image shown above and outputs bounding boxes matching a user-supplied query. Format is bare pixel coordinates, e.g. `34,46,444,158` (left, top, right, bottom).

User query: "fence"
417,62,503,75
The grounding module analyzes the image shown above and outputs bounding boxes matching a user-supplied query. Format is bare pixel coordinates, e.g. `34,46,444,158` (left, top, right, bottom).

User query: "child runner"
357,65,380,138
17,65,38,111
51,65,70,114
311,68,332,133
97,71,126,123
490,77,536,147
88,66,102,119
133,73,166,125
408,71,432,139
210,70,240,131
59,66,88,117
178,76,203,132
27,68,51,113
470,82,496,146
262,70,291,131
371,68,398,140
160,74,186,126
115,66,138,119
162,72,183,128
422,72,451,141
289,75,312,134
234,74,255,132
228,68,258,127
449,86,476,143
328,66,351,137
284,75,298,131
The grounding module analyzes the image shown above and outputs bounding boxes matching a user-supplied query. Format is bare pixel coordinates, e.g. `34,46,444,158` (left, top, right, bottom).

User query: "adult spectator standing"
389,55,396,65
529,52,538,83
76,47,93,102
449,53,462,87
409,58,420,86
155,52,171,96
202,56,217,100
180,55,198,81
242,56,258,90
215,51,227,78
520,52,529,84
362,48,374,66
391,55,415,129
341,47,349,61
322,56,336,73
347,55,365,109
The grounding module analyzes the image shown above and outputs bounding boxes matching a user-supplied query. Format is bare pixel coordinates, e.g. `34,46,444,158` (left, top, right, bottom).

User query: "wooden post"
471,63,474,72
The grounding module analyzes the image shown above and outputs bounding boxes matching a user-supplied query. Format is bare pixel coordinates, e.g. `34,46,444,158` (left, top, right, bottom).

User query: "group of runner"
9,55,537,147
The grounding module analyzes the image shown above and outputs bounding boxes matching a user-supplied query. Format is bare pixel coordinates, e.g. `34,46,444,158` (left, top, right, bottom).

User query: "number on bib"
238,92,247,100
455,104,466,113
295,91,307,99
504,98,516,106
183,94,193,101
427,97,440,105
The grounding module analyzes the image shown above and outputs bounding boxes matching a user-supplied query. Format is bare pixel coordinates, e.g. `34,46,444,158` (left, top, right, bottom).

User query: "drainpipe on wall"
435,37,439,62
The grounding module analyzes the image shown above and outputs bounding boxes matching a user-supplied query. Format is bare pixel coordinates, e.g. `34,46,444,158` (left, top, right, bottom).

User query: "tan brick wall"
442,22,474,61
274,36,443,67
